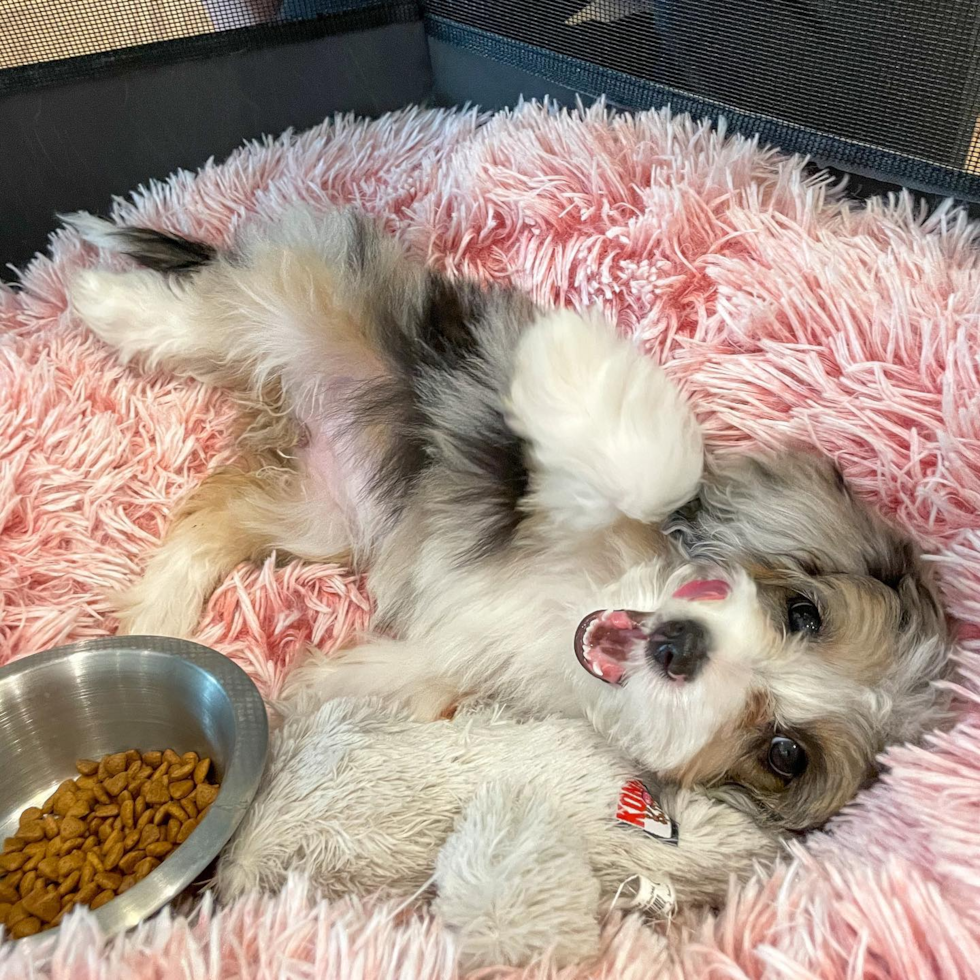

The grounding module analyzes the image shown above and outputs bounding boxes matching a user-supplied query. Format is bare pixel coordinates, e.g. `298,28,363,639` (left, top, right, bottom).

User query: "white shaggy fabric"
216,698,781,967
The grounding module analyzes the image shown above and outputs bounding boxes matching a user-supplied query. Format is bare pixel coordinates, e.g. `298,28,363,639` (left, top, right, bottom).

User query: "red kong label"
616,778,679,844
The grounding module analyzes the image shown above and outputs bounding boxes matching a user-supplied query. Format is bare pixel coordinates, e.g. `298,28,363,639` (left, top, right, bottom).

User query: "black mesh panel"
0,1,417,94
2,0,980,201
425,0,980,196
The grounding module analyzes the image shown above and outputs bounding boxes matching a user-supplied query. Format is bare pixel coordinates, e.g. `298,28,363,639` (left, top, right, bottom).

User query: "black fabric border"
0,1,420,97
425,15,980,204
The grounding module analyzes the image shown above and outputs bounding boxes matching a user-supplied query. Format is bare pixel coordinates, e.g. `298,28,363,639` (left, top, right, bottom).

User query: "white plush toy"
217,698,782,968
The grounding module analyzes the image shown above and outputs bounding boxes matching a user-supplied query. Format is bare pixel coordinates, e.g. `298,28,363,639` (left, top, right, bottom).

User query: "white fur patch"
434,782,601,968
506,310,703,529
68,268,205,371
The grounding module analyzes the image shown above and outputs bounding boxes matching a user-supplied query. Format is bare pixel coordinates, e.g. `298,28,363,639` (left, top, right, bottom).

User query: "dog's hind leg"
67,264,221,377
115,462,351,638
63,211,392,401
62,214,228,381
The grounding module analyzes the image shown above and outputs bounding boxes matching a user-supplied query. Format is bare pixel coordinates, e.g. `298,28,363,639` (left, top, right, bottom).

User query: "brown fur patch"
666,689,772,787
168,464,285,564
811,578,901,682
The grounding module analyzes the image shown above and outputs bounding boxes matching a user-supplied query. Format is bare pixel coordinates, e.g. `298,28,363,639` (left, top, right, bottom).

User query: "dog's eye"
787,596,821,635
767,735,808,779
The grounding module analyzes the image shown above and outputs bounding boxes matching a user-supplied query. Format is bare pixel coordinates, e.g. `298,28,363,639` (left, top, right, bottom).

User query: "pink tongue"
576,610,647,687
604,610,635,630
672,579,730,602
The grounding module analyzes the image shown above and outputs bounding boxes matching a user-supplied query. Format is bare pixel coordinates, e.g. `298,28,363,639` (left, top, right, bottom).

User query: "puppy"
63,207,953,830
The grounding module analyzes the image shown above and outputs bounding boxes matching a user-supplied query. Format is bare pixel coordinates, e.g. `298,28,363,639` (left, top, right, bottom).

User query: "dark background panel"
4,0,980,275
428,35,580,109
426,15,980,209
426,0,980,188
0,19,430,277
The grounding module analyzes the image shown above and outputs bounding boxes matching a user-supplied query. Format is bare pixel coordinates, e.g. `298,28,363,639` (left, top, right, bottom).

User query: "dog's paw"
111,581,201,640
68,270,145,357
434,781,602,969
68,267,195,369
508,311,704,525
284,644,460,721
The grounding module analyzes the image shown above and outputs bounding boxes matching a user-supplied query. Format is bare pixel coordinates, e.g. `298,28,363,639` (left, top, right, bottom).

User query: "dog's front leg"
281,637,462,721
506,311,703,531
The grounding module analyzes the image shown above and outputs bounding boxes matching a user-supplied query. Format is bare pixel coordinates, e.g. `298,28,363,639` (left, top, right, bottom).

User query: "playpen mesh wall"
2,0,980,267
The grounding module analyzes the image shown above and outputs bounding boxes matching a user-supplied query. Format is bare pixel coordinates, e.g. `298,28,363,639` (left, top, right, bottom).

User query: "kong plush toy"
217,698,782,968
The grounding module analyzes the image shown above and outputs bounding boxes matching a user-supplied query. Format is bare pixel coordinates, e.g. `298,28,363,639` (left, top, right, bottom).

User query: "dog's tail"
60,212,216,274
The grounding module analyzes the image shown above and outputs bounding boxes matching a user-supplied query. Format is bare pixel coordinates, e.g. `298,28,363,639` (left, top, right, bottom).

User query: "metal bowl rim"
0,636,268,948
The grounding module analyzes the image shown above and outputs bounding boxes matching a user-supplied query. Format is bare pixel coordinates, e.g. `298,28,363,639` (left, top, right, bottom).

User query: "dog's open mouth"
574,610,650,686
574,580,731,686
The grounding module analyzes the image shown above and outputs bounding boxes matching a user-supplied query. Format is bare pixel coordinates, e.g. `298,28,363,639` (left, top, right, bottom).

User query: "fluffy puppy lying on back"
64,207,952,832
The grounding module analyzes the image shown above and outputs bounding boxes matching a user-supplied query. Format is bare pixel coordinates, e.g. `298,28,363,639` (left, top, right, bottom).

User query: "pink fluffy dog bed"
2,102,979,978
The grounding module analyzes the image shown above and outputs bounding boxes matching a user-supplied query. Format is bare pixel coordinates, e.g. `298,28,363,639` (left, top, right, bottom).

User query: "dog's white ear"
433,781,602,968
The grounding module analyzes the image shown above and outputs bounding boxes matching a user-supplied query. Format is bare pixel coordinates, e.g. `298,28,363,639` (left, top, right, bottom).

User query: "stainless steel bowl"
0,636,268,943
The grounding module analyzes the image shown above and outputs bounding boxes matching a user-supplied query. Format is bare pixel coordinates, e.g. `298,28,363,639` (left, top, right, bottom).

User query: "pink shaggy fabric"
2,102,980,977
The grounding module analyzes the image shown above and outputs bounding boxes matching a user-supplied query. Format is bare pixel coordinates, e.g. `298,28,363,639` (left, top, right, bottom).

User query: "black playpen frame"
3,0,979,272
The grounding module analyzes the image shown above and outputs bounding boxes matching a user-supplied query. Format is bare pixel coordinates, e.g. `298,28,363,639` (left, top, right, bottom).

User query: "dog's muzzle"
573,577,730,686
646,619,709,681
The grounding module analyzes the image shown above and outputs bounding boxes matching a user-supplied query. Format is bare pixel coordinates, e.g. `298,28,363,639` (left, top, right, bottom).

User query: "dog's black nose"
647,620,708,681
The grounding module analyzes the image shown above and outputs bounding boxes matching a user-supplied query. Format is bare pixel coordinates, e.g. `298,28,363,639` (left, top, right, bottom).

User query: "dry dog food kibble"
0,749,219,939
